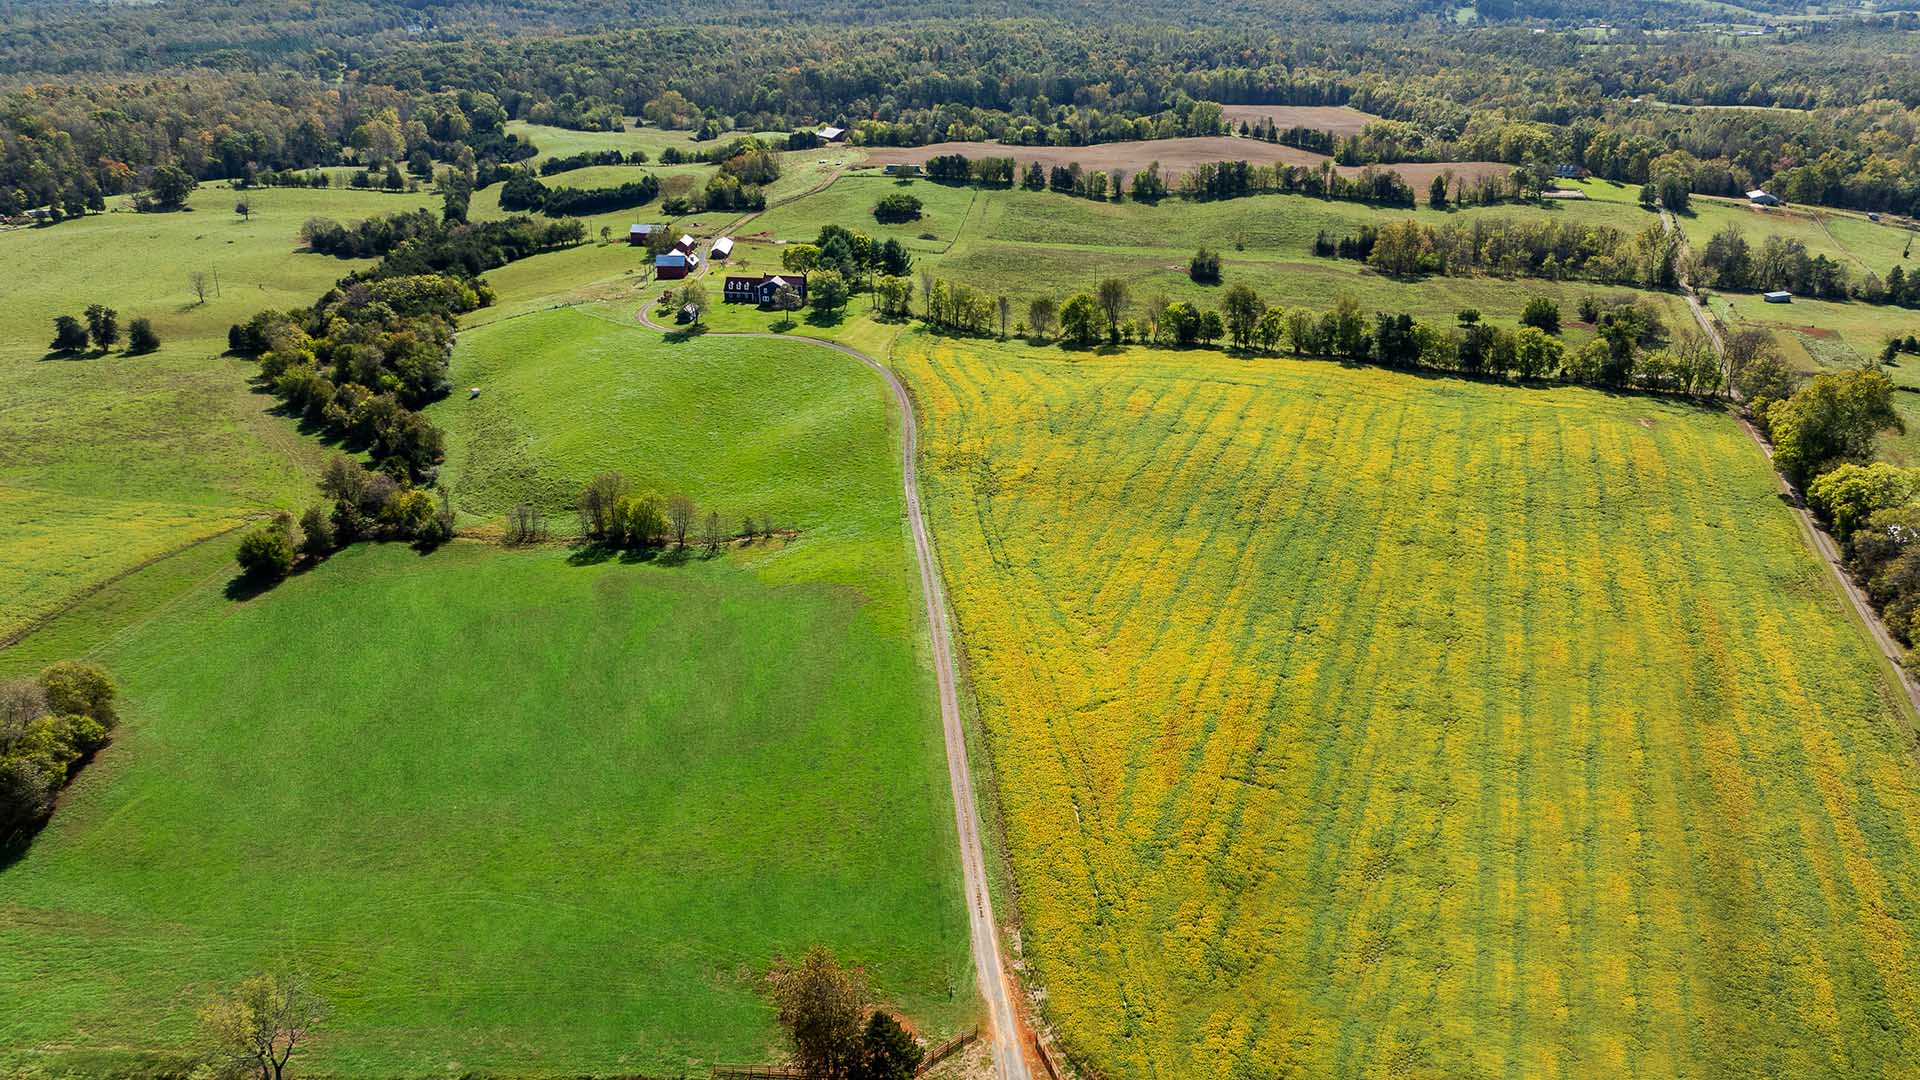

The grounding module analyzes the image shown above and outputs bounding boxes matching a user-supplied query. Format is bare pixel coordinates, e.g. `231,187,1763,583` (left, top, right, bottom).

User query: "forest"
6,1,1920,221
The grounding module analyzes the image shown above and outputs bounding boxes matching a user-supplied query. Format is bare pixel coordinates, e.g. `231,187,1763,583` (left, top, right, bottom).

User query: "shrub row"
1,663,118,845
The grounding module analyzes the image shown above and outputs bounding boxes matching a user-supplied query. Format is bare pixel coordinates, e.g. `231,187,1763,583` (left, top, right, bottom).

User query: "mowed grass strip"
0,326,969,1076
899,333,1920,1080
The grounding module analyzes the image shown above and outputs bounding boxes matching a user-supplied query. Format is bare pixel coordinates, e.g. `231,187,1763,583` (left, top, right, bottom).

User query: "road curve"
637,304,1032,1080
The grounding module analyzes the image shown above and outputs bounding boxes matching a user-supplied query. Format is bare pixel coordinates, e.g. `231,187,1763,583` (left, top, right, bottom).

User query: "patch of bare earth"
1214,103,1381,136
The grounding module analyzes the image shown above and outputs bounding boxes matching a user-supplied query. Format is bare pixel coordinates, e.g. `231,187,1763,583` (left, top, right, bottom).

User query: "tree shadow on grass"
567,542,619,567
567,542,702,566
657,323,709,345
224,570,280,603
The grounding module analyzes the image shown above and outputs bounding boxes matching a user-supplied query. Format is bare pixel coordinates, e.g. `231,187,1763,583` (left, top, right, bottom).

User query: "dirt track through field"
637,298,1033,1080
1666,209,1920,720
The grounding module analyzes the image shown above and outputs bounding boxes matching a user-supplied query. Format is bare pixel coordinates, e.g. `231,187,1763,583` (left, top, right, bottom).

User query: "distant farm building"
655,251,699,280
1552,164,1587,180
628,223,662,245
676,303,699,324
816,125,847,143
674,233,697,253
1764,290,1793,303
1747,189,1780,206
710,236,735,260
882,163,920,176
724,273,808,306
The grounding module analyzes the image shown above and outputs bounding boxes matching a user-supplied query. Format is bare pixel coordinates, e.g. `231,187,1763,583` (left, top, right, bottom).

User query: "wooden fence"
917,1027,979,1073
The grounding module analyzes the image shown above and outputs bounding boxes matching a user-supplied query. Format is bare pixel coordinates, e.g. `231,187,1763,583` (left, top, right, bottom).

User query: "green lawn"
0,324,971,1077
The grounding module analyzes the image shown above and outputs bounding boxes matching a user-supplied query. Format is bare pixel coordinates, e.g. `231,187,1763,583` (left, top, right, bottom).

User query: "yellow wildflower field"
899,336,1920,1080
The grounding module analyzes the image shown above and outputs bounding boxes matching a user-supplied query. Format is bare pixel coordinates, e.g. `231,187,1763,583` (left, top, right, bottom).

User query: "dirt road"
1665,210,1920,716
637,303,1032,1080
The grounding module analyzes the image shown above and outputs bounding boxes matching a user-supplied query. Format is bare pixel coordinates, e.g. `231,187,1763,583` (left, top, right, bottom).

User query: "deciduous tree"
768,947,866,1080
667,494,696,548
198,972,326,1080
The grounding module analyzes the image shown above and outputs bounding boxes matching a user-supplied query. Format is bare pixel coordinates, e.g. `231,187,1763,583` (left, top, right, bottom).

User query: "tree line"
1698,225,1920,306
904,271,1734,396
235,211,582,510
573,473,739,555
1316,217,1680,290
538,148,651,175
914,151,1494,210
1749,367,1920,669
235,454,458,585
499,171,663,217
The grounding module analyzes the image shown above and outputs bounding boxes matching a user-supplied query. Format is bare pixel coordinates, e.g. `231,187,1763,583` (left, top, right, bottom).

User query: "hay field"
900,334,1920,1080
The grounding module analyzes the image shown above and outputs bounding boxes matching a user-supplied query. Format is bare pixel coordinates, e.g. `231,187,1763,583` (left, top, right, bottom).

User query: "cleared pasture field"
750,175,979,250
934,236,1692,346
900,334,1920,1080
1214,103,1381,135
973,185,1642,257
430,309,921,601
0,327,969,1076
1677,195,1917,274
0,182,436,640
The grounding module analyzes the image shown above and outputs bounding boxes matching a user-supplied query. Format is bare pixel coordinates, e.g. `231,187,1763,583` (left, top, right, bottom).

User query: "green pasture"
0,541,969,1076
1677,194,1916,274
0,321,970,1075
971,184,1643,258
750,175,980,251
430,309,920,609
0,182,435,640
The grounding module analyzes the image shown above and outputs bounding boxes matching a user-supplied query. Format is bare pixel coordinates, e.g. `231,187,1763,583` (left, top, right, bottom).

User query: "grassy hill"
900,332,1920,1080
0,326,971,1075
0,183,437,643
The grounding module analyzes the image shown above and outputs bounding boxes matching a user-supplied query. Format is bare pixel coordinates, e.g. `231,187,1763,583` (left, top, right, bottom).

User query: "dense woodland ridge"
7,2,1920,219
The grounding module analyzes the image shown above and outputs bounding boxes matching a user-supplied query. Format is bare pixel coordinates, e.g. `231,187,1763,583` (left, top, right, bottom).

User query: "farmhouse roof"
1746,189,1771,199
711,236,735,257
655,252,689,267
1764,290,1793,301
817,125,846,140
629,223,659,234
